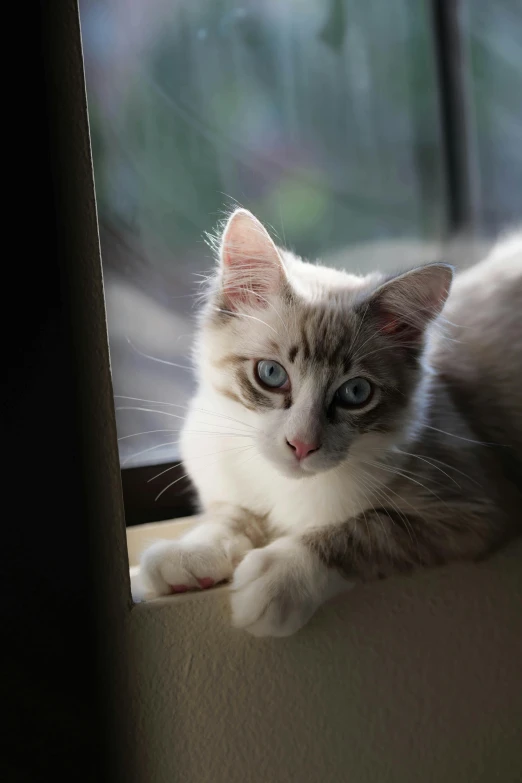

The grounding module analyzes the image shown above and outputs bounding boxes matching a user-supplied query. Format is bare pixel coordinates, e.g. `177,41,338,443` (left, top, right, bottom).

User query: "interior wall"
128,521,522,783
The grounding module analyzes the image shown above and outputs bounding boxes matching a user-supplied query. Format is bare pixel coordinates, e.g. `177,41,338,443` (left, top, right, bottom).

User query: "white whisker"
115,406,254,435
114,395,258,430
121,440,179,467
361,459,448,509
126,337,192,371
395,450,480,486
154,445,255,500
351,470,395,558
423,424,501,446
146,443,256,483
118,428,253,441
356,468,420,552
392,449,461,487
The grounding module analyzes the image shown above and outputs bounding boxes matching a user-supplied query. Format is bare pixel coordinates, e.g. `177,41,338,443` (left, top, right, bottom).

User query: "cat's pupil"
257,359,289,388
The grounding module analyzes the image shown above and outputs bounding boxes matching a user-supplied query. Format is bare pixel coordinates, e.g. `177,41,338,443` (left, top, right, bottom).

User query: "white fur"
141,504,253,595
141,378,371,635
230,538,351,637
140,210,448,636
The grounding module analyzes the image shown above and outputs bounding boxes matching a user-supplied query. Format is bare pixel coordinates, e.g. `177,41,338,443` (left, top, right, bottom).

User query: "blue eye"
335,377,372,408
256,360,289,389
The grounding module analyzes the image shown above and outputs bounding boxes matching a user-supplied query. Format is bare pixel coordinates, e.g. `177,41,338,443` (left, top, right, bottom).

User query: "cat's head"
198,208,453,478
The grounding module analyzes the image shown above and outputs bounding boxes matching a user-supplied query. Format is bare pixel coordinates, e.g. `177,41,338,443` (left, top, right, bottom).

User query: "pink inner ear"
372,264,453,342
222,259,273,310
220,210,284,311
380,313,400,334
378,307,421,343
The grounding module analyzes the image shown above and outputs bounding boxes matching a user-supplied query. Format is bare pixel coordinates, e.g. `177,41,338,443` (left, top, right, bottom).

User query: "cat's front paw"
140,538,233,596
230,539,328,637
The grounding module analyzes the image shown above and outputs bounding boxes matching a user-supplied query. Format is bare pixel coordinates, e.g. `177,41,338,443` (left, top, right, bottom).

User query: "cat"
141,208,522,637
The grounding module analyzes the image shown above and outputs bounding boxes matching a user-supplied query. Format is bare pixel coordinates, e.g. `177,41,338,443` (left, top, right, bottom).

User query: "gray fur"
211,221,522,579
303,248,522,579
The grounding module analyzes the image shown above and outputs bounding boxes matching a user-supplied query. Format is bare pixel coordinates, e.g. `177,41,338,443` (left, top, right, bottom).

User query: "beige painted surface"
127,521,522,783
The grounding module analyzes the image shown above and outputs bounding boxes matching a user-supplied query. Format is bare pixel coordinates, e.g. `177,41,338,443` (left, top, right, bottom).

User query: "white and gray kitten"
141,209,522,637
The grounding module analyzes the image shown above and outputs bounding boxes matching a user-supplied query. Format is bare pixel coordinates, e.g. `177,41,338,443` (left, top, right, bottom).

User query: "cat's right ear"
219,209,286,310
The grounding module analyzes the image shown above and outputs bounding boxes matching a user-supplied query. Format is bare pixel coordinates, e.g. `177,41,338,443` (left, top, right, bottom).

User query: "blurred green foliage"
85,0,445,275
84,0,522,280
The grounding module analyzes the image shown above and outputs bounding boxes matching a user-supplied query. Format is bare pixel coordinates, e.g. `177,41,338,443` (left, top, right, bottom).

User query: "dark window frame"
119,0,473,527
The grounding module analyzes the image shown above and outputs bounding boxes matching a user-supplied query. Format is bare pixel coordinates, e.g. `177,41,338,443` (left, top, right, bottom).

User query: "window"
464,0,522,231
79,0,522,526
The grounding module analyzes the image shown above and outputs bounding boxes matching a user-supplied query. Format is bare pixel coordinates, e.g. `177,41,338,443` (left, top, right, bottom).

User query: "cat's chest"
214,446,363,533
181,395,365,531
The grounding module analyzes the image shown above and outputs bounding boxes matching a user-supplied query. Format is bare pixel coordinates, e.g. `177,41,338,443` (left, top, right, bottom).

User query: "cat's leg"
230,536,352,637
140,503,267,596
231,504,496,637
230,513,406,637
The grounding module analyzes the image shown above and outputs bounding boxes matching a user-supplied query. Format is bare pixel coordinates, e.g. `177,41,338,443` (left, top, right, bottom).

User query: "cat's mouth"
274,456,321,479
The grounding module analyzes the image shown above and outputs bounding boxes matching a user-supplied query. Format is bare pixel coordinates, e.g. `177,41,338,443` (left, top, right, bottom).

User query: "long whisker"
114,395,258,430
391,449,460,487
119,428,253,441
361,459,449,509
115,406,254,435
394,450,480,486
356,468,420,552
154,469,199,501
154,445,255,500
423,424,502,447
147,463,180,482
118,429,179,441
224,446,262,474
356,468,425,561
145,443,257,482
121,440,179,467
358,455,441,486
116,405,185,421
351,470,394,559
126,337,192,371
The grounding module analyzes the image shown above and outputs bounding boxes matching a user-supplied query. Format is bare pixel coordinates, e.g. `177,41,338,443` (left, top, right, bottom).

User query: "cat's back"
430,233,522,455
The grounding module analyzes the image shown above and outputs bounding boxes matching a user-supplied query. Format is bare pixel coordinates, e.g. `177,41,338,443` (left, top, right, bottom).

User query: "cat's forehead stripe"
288,345,298,363
300,326,311,361
297,305,356,369
212,353,248,370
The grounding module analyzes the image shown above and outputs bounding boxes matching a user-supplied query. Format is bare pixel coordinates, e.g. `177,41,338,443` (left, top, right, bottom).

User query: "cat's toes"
229,540,320,637
140,539,232,597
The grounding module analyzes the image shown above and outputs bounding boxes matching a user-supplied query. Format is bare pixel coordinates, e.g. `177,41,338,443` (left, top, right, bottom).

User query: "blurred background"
79,0,522,469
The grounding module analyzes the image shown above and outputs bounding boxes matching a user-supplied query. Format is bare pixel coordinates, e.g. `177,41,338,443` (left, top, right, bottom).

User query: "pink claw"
170,584,189,594
197,577,215,590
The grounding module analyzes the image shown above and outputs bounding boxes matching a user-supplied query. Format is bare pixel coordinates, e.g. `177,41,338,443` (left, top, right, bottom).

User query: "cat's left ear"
219,208,286,310
366,263,454,342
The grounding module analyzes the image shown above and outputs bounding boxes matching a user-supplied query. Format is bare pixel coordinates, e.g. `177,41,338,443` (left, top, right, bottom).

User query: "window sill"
127,515,231,604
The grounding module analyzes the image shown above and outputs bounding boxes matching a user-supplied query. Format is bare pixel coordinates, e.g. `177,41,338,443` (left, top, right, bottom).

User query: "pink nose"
286,438,320,461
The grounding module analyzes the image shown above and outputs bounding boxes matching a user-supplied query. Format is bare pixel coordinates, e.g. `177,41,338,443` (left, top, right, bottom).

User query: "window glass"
80,0,446,467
